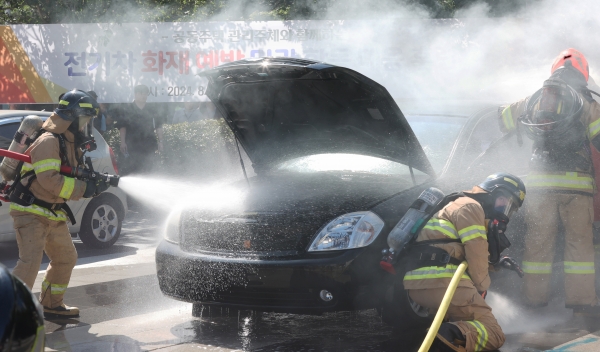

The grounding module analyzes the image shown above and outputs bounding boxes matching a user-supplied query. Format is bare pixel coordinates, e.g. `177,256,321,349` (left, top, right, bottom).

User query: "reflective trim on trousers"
467,320,489,352
423,218,458,239
42,279,68,295
526,173,594,190
522,261,552,274
458,225,487,243
564,261,595,274
403,264,471,281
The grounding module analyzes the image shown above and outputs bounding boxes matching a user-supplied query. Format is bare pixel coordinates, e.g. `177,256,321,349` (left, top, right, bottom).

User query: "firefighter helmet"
478,173,526,217
551,48,589,82
55,89,99,122
0,264,45,351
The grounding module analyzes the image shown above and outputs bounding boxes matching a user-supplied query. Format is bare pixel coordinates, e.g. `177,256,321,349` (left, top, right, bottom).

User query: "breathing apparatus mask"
68,113,97,152
467,173,526,265
487,189,521,264
520,78,583,144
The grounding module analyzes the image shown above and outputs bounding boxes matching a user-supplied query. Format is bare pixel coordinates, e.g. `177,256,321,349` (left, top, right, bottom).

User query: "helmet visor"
533,86,567,130
78,115,93,136
494,189,520,218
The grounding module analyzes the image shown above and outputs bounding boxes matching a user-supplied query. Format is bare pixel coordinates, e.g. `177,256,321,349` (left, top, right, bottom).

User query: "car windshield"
406,115,467,173
276,153,428,177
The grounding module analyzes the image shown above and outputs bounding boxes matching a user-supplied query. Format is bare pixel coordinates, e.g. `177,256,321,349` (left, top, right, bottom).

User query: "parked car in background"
0,110,127,248
155,58,530,328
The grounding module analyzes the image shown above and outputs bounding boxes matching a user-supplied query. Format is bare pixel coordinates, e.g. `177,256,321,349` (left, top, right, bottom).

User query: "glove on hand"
498,256,524,278
83,179,110,198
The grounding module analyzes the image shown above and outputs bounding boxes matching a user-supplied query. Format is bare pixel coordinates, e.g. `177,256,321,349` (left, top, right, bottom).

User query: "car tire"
381,280,432,329
78,194,124,249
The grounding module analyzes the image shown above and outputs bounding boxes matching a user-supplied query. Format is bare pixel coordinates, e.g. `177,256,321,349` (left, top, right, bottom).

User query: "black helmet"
55,89,99,122
0,265,45,352
520,78,584,143
478,173,526,218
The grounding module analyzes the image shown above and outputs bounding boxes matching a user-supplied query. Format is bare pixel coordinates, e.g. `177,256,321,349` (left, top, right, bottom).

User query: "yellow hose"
418,261,468,352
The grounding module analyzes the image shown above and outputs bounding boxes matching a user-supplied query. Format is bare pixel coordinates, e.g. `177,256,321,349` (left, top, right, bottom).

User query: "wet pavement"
2,209,600,351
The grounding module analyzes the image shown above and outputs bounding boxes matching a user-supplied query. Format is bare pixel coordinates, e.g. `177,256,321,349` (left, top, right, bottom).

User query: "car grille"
181,212,328,255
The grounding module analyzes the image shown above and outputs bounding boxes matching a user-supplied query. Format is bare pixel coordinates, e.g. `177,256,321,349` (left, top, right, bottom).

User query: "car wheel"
78,194,124,249
381,280,432,329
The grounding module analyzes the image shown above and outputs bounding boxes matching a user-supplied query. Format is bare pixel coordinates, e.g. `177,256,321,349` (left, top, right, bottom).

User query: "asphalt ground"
2,209,600,351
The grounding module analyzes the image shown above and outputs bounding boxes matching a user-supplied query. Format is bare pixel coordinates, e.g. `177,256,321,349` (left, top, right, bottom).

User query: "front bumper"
156,240,389,313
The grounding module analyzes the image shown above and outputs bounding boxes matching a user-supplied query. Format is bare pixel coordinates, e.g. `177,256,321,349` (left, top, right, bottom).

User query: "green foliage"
103,128,121,159
0,0,533,24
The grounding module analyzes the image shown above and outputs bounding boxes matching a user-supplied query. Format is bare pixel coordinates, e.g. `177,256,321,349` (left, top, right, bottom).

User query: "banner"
3,19,592,105
0,21,390,104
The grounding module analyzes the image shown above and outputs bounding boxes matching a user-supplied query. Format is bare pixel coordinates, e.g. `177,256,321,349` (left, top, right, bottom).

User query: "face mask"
493,190,520,219
73,115,97,152
78,115,93,137
487,212,511,265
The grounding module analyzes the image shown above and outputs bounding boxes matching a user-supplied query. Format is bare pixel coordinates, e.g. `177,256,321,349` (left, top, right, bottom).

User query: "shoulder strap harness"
8,132,77,224
399,192,465,273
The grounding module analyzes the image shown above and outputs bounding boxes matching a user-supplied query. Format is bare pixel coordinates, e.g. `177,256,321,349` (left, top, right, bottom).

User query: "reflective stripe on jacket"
403,195,491,292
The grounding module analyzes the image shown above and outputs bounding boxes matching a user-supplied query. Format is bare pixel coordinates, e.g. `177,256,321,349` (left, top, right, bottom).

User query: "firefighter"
0,264,45,351
499,48,600,314
10,89,109,317
404,173,526,352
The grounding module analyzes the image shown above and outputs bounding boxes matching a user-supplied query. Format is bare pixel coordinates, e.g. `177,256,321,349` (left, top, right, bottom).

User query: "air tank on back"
0,115,43,182
387,187,445,252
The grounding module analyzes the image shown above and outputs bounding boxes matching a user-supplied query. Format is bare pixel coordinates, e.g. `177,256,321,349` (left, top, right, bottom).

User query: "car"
0,110,127,249
155,58,530,327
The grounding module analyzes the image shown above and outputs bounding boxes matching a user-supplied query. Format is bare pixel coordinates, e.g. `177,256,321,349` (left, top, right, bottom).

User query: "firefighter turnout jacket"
9,113,87,222
403,195,490,291
500,96,600,194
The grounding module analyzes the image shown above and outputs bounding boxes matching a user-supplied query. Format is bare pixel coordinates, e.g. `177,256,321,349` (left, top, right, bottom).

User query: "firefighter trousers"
409,287,505,352
523,192,597,306
11,213,77,308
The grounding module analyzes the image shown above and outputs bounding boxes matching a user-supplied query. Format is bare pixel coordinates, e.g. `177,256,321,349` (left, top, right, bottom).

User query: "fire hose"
418,261,468,352
0,148,119,192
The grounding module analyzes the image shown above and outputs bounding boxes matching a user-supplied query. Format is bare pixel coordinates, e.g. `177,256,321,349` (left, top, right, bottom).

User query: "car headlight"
308,211,384,252
164,208,182,244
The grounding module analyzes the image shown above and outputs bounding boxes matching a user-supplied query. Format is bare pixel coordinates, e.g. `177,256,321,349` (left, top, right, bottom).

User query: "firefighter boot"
43,303,80,318
431,323,467,352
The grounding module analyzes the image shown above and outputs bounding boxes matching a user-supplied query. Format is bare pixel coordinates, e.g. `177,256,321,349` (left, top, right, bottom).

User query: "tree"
0,0,534,25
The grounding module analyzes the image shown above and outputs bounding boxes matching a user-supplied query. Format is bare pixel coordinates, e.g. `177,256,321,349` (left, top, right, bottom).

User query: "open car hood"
203,58,435,177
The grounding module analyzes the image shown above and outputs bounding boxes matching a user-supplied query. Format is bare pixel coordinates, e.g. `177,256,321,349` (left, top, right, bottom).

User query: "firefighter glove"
497,256,524,278
83,179,109,198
